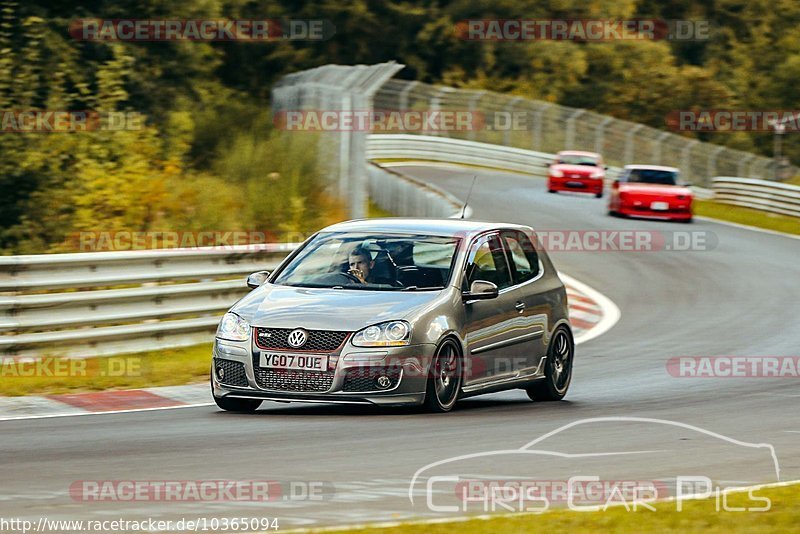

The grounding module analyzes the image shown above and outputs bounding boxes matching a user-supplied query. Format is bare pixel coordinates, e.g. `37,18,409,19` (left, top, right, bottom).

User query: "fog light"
216,366,225,380
377,375,392,389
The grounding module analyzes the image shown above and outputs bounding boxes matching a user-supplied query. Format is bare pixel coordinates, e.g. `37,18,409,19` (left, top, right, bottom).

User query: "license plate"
650,201,669,211
260,352,328,371
566,181,585,188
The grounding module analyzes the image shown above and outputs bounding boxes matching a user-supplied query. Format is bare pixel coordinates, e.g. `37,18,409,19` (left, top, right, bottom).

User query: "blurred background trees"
1,0,799,252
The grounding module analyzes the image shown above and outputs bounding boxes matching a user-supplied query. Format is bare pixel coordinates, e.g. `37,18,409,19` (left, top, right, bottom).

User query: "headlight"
352,321,411,347
216,312,250,342
590,170,604,178
550,169,564,178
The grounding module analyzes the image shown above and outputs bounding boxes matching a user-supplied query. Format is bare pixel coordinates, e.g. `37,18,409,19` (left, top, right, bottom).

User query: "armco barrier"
0,245,298,358
711,177,800,217
367,161,470,218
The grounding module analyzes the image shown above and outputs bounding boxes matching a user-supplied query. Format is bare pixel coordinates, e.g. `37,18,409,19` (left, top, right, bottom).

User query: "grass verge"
332,483,800,534
0,344,212,397
694,200,800,236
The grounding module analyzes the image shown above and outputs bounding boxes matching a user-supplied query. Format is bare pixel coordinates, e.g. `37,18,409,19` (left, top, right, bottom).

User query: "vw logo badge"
287,328,308,348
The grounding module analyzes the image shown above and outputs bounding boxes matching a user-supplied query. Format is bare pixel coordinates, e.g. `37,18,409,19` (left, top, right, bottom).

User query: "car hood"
230,283,450,331
551,164,601,175
619,183,692,196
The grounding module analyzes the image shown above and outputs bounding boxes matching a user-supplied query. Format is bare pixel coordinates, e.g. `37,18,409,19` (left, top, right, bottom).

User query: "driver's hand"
348,268,366,283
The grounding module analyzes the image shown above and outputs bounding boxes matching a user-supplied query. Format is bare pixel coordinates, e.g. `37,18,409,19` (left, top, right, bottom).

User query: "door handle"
515,301,526,313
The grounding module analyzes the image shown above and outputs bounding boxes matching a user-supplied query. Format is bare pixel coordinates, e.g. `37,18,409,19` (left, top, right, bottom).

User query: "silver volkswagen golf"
212,218,573,413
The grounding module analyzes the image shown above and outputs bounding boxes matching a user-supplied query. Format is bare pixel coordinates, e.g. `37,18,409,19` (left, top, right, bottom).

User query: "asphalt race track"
2,165,799,529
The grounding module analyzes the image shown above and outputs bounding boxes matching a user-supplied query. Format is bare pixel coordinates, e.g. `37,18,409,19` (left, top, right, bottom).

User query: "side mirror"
604,165,609,170
246,270,270,289
462,280,499,301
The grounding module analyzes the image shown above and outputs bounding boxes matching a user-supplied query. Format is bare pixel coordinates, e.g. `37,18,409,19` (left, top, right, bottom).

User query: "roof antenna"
460,175,477,219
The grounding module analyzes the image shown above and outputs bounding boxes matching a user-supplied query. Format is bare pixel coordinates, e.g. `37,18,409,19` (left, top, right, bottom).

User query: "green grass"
0,344,212,397
694,200,800,236
329,484,800,534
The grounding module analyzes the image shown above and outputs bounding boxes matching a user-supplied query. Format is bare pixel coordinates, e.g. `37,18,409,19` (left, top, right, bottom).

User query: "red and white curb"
561,273,620,345
0,275,618,421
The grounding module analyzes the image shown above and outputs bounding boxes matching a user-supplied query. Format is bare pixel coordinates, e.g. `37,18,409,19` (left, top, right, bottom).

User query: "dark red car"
547,151,606,198
608,165,693,222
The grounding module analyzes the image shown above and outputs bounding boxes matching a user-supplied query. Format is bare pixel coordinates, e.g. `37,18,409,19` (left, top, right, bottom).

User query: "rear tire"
527,327,574,401
424,338,462,413
595,192,603,198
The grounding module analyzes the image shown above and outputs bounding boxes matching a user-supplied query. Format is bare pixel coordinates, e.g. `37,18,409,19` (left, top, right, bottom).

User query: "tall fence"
271,62,403,219
372,79,795,187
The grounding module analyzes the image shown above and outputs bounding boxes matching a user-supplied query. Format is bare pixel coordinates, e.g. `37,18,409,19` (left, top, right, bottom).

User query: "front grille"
342,367,402,392
254,328,350,352
214,359,248,387
254,368,335,392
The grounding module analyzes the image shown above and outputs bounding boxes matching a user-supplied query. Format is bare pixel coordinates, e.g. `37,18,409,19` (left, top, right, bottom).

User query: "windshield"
556,154,599,166
272,232,461,291
626,169,679,185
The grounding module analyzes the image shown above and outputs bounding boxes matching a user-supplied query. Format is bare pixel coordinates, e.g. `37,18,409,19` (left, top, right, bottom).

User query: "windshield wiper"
401,286,445,291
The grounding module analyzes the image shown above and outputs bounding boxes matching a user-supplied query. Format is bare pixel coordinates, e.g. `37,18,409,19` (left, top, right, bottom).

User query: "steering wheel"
339,271,364,284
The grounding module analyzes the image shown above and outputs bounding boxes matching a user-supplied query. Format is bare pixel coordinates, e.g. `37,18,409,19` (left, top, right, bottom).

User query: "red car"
547,151,606,198
608,165,693,222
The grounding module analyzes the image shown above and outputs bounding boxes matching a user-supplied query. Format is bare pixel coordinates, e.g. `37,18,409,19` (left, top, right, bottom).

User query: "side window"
502,231,540,284
464,234,512,290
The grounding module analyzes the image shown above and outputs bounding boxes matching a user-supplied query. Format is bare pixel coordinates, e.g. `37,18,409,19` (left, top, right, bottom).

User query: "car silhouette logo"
287,329,308,348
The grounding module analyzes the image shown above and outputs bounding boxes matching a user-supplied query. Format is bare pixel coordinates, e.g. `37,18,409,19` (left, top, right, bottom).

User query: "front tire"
214,395,262,412
424,338,462,413
527,327,574,401
212,374,262,412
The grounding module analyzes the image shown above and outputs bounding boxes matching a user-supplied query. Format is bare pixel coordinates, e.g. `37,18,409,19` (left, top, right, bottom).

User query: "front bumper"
548,176,603,194
211,340,435,406
617,204,692,220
